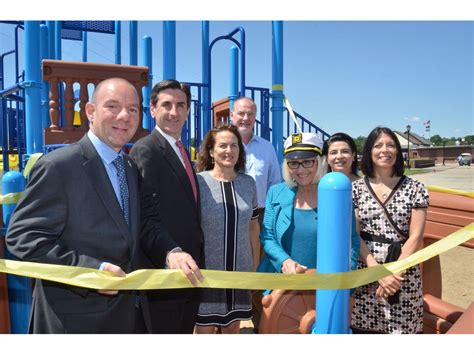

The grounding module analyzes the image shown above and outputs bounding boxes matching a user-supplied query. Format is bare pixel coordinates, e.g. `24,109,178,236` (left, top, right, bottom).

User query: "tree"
463,135,474,145
430,134,443,146
354,136,366,154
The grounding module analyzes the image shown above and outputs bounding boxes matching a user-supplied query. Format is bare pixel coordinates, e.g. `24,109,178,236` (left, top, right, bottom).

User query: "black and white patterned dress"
195,171,259,327
351,175,429,334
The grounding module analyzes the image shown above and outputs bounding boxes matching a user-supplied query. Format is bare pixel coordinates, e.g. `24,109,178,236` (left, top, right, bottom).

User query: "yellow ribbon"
0,192,22,205
1,223,472,291
22,152,43,178
0,153,43,205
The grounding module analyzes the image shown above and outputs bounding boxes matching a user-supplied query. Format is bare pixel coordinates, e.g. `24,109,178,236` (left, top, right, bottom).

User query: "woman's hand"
376,272,404,298
281,258,308,274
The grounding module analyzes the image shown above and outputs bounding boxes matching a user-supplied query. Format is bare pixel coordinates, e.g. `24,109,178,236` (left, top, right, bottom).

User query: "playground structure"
41,59,150,144
0,21,330,174
0,21,473,334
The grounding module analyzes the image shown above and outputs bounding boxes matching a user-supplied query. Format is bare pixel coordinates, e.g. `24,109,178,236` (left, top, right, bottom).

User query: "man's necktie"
112,155,130,226
176,141,198,203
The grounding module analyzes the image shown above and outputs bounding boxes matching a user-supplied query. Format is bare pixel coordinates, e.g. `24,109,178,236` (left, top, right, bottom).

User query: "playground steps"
422,191,474,334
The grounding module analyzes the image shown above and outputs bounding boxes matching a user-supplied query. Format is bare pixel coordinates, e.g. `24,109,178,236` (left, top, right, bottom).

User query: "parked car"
458,153,472,166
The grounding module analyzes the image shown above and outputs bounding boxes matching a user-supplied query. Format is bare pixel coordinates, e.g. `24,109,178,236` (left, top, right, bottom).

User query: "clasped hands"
98,252,203,295
376,272,404,299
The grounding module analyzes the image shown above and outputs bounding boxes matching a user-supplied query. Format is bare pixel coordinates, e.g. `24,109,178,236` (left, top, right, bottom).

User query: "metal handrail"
0,83,23,98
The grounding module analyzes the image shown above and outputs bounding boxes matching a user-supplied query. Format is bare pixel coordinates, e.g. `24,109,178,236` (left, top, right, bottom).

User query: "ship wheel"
258,270,316,334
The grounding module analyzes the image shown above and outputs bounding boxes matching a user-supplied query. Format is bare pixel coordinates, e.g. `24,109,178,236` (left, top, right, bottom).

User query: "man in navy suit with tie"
130,79,204,333
6,78,162,333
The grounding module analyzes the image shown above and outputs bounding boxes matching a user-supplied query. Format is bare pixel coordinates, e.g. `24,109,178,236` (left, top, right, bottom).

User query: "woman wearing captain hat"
257,132,359,274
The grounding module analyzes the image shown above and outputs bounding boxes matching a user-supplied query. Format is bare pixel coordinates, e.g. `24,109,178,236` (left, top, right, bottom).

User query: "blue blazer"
257,182,360,273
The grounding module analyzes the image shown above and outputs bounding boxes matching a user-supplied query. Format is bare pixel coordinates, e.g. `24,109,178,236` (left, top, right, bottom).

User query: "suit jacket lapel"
79,135,132,244
125,155,139,239
153,130,198,209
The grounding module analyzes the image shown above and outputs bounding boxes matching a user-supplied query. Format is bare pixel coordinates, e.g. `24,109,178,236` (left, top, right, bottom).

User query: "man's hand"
168,252,204,287
99,262,126,295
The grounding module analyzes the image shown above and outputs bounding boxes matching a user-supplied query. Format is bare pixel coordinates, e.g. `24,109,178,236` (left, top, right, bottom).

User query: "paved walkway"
408,163,474,192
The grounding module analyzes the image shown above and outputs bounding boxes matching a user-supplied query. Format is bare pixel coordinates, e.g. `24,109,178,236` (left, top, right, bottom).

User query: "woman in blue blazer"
257,132,359,274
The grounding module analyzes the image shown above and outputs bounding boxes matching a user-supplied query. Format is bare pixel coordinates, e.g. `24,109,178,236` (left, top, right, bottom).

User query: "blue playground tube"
2,171,31,334
40,24,50,131
201,21,209,142
46,21,55,59
54,21,61,60
82,31,88,62
229,45,239,111
271,21,284,165
24,21,43,154
141,35,153,130
314,172,351,334
129,21,138,66
163,21,176,80
115,21,121,64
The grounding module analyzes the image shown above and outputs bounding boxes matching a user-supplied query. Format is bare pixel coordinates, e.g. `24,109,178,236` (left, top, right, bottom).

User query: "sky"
1,19,472,140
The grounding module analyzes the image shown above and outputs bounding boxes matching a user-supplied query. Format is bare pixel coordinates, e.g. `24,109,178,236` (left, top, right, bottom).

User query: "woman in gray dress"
194,124,260,334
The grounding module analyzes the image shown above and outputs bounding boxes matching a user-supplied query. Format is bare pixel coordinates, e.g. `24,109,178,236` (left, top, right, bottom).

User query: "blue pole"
82,31,88,62
271,21,284,165
54,21,65,128
202,21,210,139
239,28,245,97
129,21,137,65
163,21,176,80
46,21,55,59
2,171,31,334
54,21,61,60
115,21,121,64
39,24,50,131
141,36,153,130
229,46,239,111
315,172,352,334
24,21,43,154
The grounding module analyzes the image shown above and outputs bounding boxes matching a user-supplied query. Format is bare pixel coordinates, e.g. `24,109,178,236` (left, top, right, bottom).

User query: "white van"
458,153,472,166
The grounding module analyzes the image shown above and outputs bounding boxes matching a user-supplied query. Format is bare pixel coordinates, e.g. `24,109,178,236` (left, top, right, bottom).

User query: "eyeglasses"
287,159,316,169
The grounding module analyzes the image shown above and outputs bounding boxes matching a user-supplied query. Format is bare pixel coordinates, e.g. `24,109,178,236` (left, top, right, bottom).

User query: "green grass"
404,169,432,176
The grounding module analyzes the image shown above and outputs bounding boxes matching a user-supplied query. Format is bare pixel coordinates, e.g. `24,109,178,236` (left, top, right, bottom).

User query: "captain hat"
284,132,323,160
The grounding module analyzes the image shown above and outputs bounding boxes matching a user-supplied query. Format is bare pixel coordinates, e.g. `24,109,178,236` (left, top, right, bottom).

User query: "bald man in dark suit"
6,78,180,333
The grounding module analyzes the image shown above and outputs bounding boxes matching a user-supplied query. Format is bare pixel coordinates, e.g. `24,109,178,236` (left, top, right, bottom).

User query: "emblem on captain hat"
292,133,302,145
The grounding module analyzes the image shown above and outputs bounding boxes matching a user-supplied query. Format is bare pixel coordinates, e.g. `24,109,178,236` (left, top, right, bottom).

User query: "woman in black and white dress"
194,124,260,334
351,127,429,334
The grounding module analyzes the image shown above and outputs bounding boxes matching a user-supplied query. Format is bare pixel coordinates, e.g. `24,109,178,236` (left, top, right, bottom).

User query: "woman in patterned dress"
194,124,260,334
351,127,429,334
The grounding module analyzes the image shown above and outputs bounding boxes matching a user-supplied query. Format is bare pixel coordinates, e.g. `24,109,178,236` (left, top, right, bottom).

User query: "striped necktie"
112,155,130,226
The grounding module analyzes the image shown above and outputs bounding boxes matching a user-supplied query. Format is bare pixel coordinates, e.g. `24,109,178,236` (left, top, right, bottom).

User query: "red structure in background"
42,60,150,145
212,97,231,128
